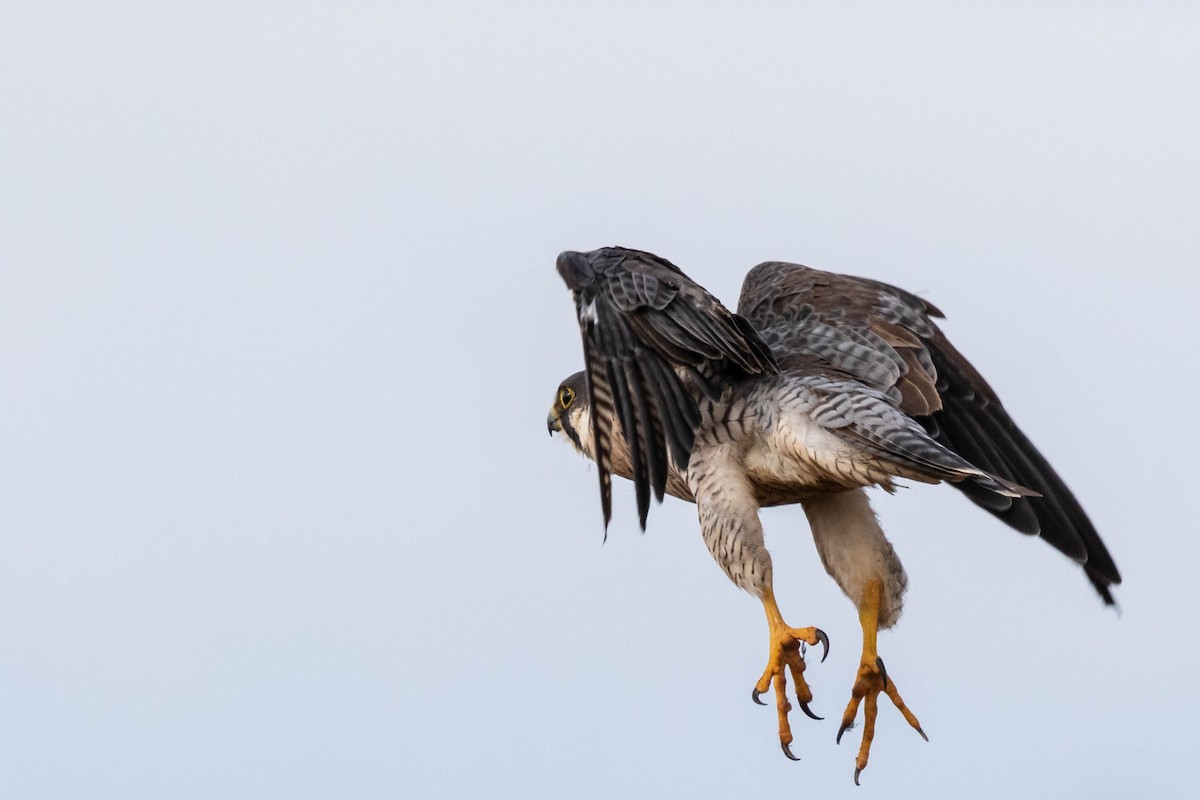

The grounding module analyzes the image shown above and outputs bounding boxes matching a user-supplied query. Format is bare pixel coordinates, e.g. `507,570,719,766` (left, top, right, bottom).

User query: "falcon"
546,246,1119,782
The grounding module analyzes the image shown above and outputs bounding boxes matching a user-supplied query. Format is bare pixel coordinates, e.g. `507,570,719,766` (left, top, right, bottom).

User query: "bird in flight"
547,246,1119,782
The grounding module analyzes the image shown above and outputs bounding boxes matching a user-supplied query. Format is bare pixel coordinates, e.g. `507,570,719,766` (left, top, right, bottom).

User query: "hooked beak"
547,402,583,451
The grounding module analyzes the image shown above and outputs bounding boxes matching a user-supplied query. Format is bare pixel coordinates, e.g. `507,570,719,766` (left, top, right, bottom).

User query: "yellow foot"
751,617,829,760
837,655,927,785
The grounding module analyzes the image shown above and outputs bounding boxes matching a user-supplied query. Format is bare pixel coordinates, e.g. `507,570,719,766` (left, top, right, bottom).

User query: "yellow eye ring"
560,387,575,408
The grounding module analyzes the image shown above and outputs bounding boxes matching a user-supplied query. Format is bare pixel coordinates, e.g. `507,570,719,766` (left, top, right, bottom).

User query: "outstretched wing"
557,247,777,529
737,261,1120,604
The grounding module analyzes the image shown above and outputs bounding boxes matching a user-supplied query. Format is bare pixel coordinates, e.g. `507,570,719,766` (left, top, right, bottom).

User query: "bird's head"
547,371,592,457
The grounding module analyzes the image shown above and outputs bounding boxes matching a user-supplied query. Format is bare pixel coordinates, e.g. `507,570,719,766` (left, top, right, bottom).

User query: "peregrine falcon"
547,246,1119,783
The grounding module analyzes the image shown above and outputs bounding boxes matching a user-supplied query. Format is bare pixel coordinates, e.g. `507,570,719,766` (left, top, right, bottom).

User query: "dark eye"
560,387,575,407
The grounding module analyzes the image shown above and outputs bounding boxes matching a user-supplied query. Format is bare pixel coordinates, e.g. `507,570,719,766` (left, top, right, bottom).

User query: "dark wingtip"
556,250,592,286
1088,568,1119,607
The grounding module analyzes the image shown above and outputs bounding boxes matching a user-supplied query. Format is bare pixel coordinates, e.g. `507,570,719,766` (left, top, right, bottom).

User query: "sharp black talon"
752,687,766,706
837,722,851,744
815,629,830,663
781,742,801,761
876,656,888,690
917,727,929,742
854,767,862,786
799,701,823,721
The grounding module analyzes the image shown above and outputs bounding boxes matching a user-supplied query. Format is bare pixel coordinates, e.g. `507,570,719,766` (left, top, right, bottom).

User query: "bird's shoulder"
735,261,944,416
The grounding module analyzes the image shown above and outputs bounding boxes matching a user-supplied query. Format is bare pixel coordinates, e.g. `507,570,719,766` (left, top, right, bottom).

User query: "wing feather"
558,247,777,529
737,260,1120,603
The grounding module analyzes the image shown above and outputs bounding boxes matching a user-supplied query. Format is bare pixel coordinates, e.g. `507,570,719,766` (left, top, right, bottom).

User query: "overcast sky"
2,2,1198,798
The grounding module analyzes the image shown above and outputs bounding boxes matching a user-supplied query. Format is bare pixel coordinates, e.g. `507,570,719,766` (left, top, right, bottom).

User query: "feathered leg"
802,490,927,782
688,444,829,760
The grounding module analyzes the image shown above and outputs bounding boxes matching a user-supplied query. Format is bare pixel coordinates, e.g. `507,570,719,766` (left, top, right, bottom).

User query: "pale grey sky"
2,2,1198,798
